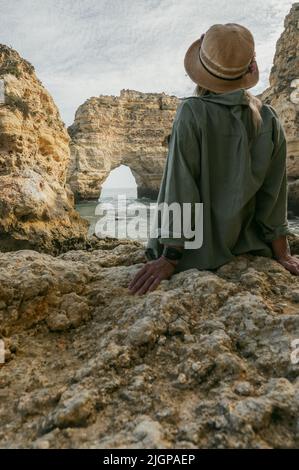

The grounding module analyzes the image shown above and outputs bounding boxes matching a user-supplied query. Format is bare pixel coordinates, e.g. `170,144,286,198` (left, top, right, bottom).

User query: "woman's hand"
277,255,299,276
128,256,177,295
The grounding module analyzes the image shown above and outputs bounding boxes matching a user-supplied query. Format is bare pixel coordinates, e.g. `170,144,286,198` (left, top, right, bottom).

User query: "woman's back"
131,23,298,295
185,89,276,210
146,88,290,272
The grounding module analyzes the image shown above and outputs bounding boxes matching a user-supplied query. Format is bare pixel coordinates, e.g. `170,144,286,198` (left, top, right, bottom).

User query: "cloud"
0,0,293,125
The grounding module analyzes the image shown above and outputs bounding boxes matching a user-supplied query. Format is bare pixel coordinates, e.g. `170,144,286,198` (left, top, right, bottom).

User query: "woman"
129,23,299,295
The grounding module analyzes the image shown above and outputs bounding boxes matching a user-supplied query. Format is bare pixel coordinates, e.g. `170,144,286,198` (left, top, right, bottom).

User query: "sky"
0,0,293,189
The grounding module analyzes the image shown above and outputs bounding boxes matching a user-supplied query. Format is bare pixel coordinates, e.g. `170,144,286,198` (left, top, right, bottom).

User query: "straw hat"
184,23,259,93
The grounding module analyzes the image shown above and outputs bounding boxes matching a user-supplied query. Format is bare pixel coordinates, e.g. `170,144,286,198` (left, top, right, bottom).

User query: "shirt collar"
198,88,249,106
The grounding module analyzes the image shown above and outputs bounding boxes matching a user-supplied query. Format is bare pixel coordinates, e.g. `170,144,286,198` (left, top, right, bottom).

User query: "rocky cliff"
0,236,299,448
0,45,88,253
68,89,179,200
260,2,299,215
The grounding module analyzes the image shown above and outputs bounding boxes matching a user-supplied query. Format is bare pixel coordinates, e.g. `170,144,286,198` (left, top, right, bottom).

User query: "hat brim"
184,38,259,93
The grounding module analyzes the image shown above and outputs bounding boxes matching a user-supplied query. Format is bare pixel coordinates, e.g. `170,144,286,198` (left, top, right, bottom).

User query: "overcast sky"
0,0,293,189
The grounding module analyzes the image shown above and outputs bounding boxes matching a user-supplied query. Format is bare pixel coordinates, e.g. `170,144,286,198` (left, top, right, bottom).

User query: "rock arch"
101,164,137,194
67,89,179,200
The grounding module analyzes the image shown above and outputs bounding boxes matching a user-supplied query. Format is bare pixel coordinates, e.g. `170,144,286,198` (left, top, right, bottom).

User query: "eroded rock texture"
68,89,179,200
260,3,299,215
1,236,299,449
0,45,88,253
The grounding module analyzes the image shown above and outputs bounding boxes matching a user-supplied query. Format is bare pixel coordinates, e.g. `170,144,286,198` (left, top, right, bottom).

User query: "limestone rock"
0,237,299,448
0,45,88,253
259,3,299,214
50,388,97,429
68,89,179,200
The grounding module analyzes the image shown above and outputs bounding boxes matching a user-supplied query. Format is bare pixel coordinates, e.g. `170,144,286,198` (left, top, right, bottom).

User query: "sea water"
76,187,299,243
75,187,155,245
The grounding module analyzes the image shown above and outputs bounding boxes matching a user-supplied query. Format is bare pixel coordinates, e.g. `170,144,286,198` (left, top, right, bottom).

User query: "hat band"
198,51,248,81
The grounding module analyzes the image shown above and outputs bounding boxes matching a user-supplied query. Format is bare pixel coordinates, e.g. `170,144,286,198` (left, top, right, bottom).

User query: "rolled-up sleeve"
153,99,202,246
255,109,291,243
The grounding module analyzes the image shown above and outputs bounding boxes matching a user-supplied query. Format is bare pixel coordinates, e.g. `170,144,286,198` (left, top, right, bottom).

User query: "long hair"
193,84,263,136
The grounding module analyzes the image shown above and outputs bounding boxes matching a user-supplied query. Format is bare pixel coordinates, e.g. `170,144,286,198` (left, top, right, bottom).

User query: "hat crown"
183,22,259,93
201,23,255,77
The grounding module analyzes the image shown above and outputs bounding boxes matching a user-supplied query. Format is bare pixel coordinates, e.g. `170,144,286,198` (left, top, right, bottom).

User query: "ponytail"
243,89,263,136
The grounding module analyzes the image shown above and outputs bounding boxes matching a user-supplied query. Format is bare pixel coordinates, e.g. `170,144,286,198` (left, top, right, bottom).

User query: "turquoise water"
76,187,299,242
75,187,157,244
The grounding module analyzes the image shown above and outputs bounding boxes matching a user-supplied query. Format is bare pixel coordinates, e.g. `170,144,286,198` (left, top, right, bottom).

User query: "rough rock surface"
0,45,88,253
260,3,299,214
1,235,299,449
68,89,179,200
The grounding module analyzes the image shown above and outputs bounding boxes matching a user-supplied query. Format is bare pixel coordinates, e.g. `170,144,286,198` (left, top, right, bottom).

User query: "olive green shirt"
146,88,291,273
